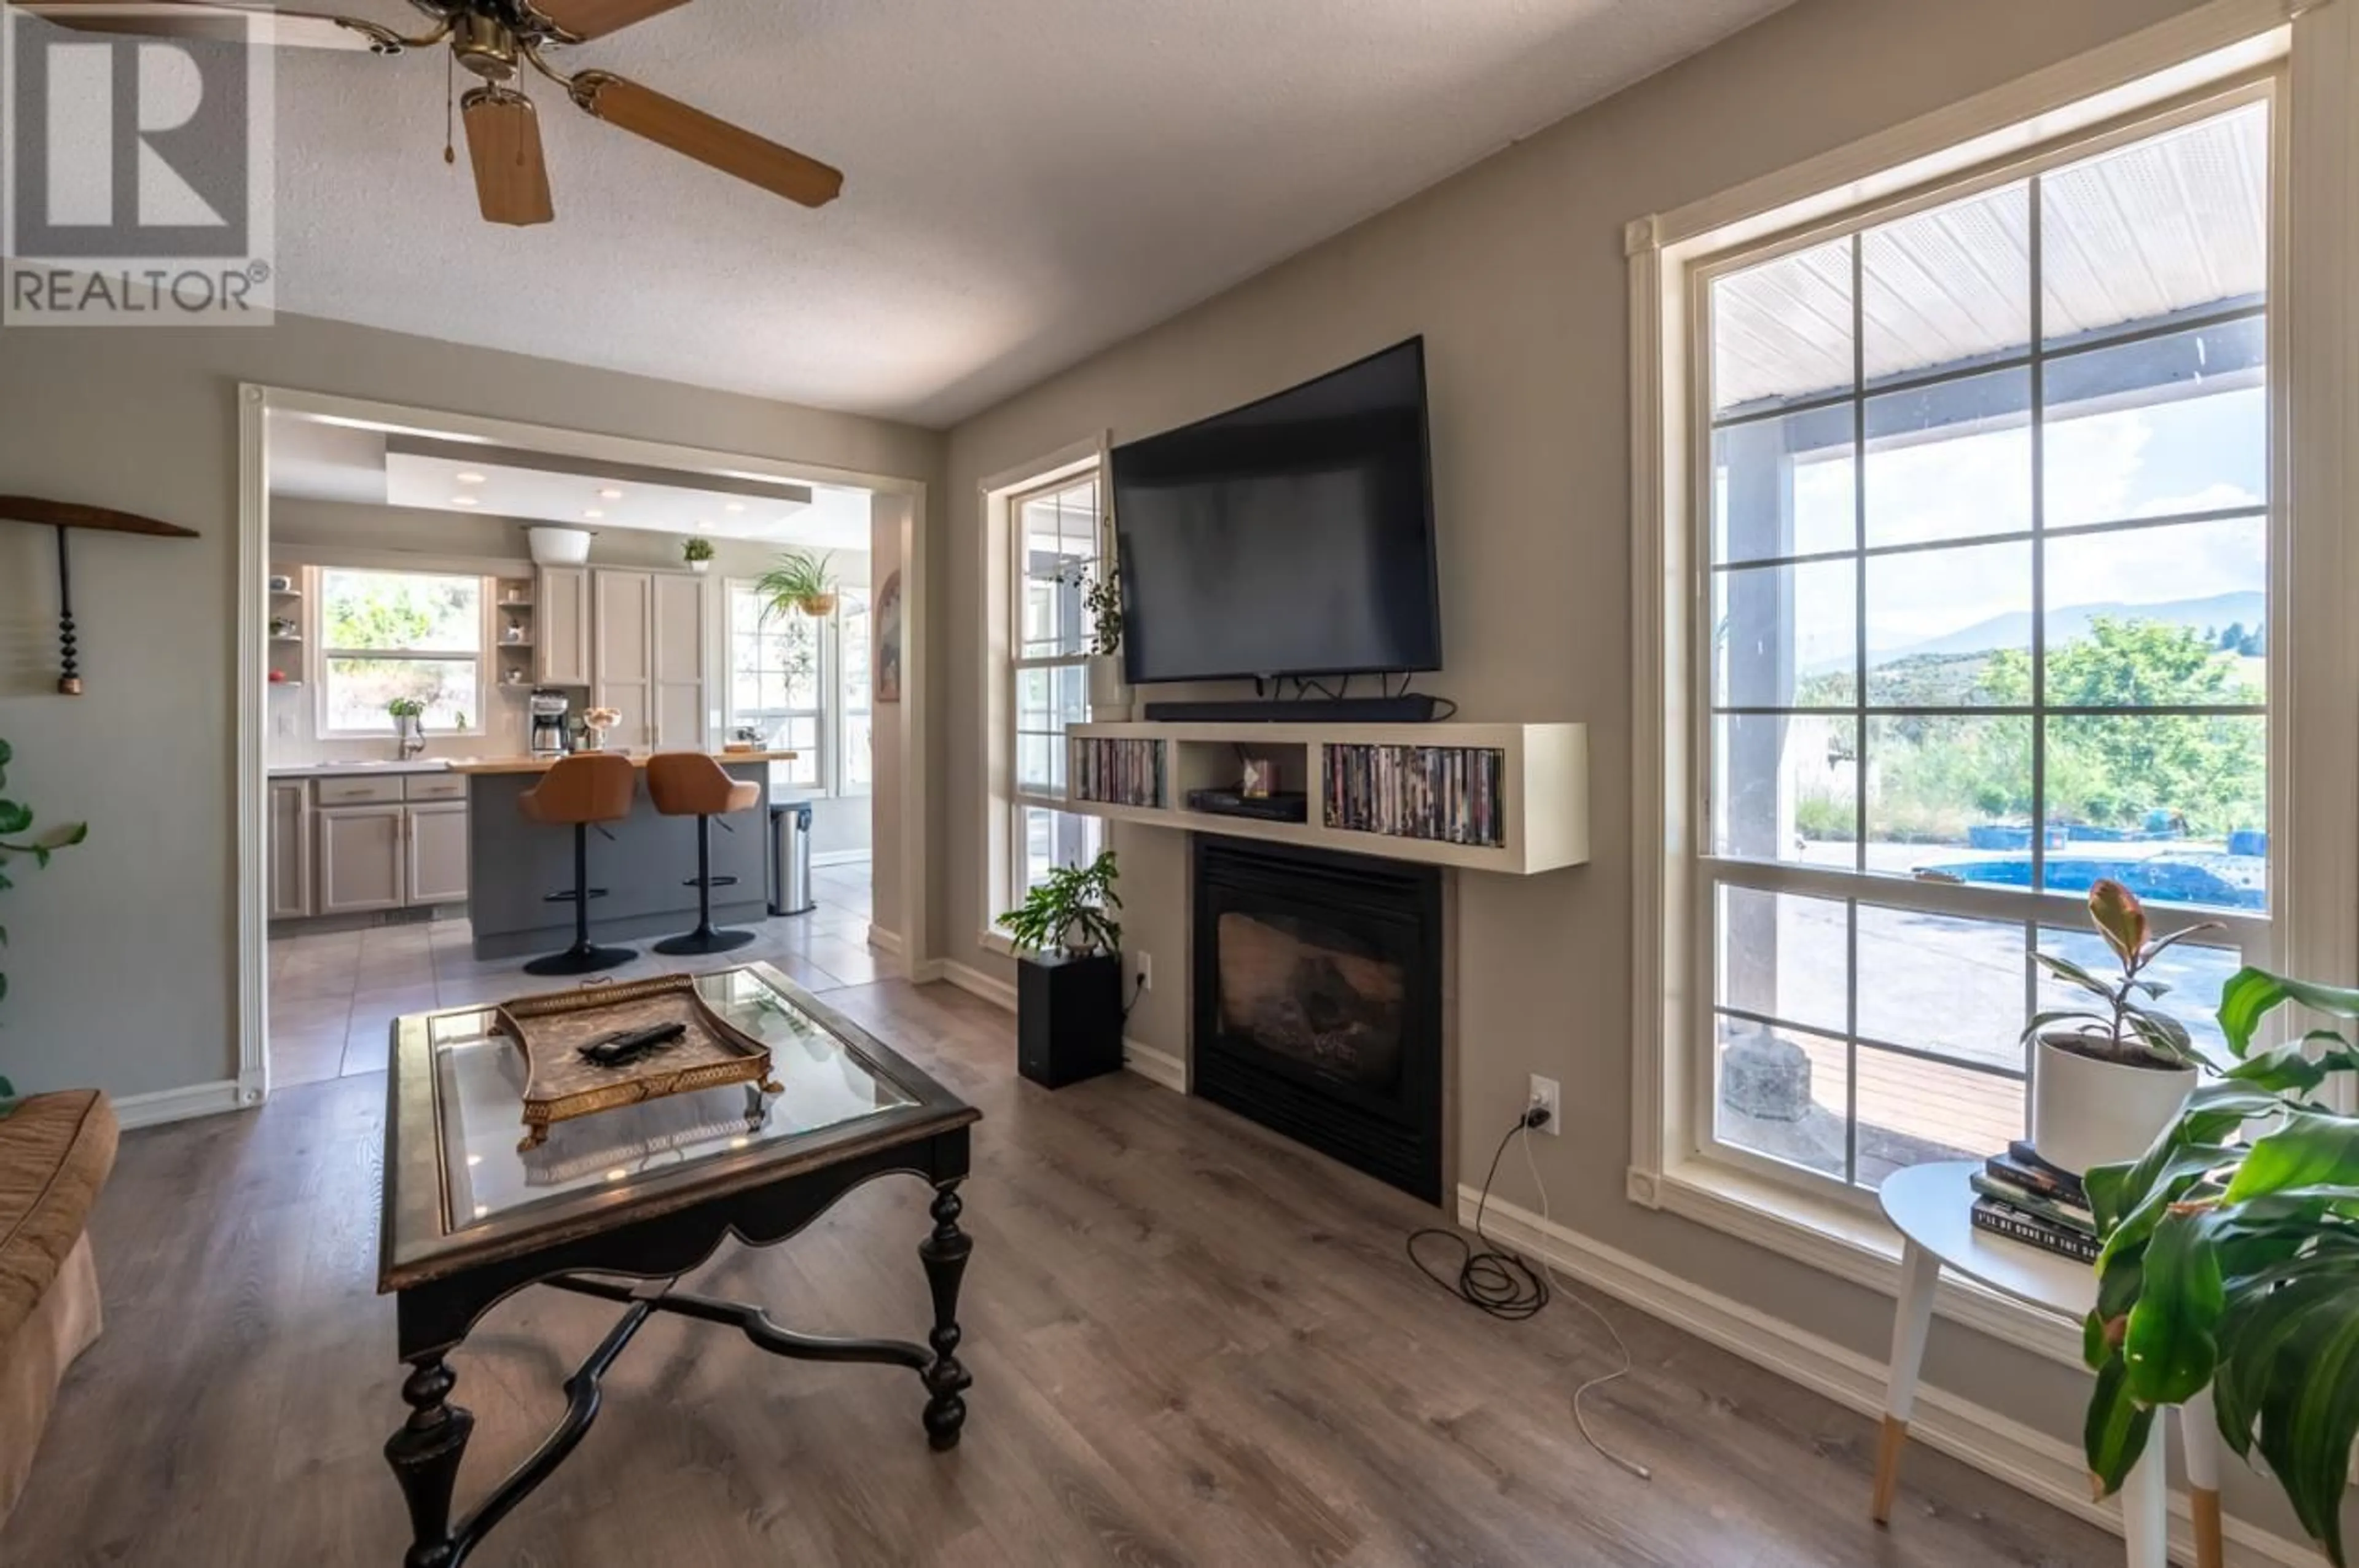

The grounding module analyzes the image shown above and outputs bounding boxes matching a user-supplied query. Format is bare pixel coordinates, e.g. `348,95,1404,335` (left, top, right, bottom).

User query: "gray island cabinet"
449,752,790,961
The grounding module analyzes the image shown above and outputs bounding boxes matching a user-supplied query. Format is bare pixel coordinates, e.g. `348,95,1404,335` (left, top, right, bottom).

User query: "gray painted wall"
0,313,939,1103
933,0,2312,1542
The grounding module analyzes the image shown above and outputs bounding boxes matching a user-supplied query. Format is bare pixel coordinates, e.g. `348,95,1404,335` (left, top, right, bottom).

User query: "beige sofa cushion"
0,1091,117,1349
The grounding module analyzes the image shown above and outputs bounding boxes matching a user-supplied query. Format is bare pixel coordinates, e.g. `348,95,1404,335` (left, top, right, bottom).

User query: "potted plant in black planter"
2024,879,2212,1174
996,849,1123,1088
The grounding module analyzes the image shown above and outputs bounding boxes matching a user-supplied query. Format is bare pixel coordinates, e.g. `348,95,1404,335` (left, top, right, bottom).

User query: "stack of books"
1968,1142,2100,1263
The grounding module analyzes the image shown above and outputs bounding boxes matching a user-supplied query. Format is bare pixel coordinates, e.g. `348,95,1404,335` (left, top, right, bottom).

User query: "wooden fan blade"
571,71,842,209
16,0,396,50
461,87,554,227
520,0,690,42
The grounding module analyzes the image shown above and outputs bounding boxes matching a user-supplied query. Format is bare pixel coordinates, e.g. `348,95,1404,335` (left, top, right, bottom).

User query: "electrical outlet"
1136,952,1152,991
1527,1074,1562,1136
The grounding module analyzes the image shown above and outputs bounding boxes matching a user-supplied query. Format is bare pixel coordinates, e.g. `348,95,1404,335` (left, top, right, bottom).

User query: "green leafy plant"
995,850,1121,959
1058,558,1123,658
681,536,716,564
755,550,837,618
2025,880,2218,1068
2081,965,2359,1564
1,737,90,1111
386,697,426,721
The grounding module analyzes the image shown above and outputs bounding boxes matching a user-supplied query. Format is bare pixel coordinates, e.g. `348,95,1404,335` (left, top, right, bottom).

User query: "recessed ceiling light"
453,471,487,486
695,520,712,531
597,486,624,501
583,509,604,520
450,496,480,507
724,502,746,513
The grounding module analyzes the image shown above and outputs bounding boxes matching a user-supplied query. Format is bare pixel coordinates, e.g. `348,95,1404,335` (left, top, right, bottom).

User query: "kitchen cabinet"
651,571,706,748
538,566,592,687
593,568,654,748
316,804,407,915
405,802,470,906
268,780,312,919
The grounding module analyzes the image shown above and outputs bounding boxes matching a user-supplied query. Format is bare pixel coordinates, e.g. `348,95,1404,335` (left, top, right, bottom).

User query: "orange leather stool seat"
643,752,763,956
517,753,642,977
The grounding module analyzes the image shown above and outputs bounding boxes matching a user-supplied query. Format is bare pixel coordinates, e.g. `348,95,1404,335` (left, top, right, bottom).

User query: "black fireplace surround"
1192,835,1442,1202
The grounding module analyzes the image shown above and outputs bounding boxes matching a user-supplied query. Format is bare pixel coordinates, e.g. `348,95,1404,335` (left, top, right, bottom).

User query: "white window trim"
977,435,1106,941
1625,0,2359,1357
1006,469,1106,912
313,564,493,739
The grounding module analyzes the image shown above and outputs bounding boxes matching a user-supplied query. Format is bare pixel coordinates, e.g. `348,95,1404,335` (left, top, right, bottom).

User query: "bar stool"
645,752,762,956
517,752,640,976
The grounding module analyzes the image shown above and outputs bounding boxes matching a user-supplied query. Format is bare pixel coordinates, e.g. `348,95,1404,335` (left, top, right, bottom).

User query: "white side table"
1876,1161,2222,1568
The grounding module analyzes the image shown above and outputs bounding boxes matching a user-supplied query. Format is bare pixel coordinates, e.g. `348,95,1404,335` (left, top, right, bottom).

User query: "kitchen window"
1009,471,1104,903
318,567,487,736
727,581,827,792
837,585,874,796
1688,95,2275,1196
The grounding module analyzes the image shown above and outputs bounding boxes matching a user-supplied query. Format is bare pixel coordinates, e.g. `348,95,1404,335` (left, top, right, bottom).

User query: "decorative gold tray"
495,975,783,1152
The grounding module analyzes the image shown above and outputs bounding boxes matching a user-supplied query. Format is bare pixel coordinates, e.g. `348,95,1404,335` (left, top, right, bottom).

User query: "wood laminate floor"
5,977,2119,1566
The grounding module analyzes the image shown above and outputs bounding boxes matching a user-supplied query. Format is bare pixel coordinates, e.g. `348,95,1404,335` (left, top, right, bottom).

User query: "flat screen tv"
1110,337,1439,685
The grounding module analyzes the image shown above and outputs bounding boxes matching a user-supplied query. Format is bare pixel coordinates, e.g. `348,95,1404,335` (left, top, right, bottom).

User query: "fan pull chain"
443,50,456,165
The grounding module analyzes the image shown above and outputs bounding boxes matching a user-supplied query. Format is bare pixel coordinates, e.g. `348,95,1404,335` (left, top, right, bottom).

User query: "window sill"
1640,1156,2086,1368
977,929,1015,959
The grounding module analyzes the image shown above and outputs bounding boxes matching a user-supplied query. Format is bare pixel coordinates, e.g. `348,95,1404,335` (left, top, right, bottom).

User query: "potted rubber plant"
2082,965,2359,1566
0,736,89,1116
756,549,837,618
681,536,716,574
995,849,1123,1088
2023,880,2210,1173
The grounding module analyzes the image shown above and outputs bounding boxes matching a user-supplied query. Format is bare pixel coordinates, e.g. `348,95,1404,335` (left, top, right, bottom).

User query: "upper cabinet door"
593,569,653,685
651,573,707,748
537,567,593,687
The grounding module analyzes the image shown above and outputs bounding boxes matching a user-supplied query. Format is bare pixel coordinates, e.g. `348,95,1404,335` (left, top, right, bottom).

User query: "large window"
1694,98,2272,1193
319,568,485,735
727,582,826,791
1009,472,1103,902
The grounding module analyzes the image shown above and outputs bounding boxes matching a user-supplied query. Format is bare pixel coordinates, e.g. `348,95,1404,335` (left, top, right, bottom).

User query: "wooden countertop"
445,749,798,777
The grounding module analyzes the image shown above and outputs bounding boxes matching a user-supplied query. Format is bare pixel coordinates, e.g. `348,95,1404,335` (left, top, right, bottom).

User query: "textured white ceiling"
243,0,1791,426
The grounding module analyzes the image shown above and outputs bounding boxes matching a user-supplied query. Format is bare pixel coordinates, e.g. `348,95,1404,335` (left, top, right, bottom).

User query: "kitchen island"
450,751,795,961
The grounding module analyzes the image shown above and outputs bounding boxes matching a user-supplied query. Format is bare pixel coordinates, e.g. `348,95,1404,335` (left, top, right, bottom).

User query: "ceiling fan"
11,0,842,225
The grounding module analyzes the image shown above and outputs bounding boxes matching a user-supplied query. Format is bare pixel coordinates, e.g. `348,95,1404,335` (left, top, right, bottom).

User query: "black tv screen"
1111,338,1439,684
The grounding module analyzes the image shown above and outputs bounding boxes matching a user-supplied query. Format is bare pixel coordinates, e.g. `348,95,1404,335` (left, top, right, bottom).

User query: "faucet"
397,720,428,762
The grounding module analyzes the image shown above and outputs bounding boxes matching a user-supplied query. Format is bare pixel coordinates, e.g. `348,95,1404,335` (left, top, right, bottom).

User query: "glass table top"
427,967,919,1229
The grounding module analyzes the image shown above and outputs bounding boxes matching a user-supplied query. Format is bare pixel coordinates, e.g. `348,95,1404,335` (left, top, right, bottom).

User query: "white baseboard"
936,959,1016,1012
114,1079,249,1131
812,849,871,868
1122,1038,1187,1093
866,924,904,956
1458,1185,2310,1568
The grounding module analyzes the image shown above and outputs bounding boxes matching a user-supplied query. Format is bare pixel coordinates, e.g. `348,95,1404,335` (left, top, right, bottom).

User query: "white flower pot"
2029,1034,2196,1176
1087,654,1131,721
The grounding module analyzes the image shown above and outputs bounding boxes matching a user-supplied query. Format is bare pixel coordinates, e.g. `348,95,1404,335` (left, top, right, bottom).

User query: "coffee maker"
529,690,572,757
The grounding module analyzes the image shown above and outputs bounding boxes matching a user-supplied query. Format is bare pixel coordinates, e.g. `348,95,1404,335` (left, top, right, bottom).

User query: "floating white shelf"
1061,720,1588,875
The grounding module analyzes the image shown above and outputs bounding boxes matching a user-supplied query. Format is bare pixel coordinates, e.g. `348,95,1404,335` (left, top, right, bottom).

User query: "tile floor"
267,857,878,1088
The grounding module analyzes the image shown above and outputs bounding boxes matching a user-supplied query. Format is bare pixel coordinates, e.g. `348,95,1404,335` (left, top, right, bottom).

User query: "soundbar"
1140,695,1444,724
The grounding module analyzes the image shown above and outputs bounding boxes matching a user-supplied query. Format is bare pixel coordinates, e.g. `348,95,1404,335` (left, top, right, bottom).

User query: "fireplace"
1192,835,1442,1201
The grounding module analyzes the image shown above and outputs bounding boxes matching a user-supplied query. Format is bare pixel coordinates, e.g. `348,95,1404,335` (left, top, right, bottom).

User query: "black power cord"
1406,1109,1554,1320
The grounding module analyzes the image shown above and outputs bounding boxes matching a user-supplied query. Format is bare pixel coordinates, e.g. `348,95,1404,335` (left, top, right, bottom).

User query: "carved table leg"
385,1353,475,1568
918,1182,974,1451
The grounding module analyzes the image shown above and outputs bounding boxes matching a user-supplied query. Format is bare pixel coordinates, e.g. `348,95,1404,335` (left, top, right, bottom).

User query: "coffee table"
376,963,980,1568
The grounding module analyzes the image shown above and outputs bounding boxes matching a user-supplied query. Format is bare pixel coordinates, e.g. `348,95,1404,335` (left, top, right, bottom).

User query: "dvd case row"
1069,738,1166,809
1323,744,1506,847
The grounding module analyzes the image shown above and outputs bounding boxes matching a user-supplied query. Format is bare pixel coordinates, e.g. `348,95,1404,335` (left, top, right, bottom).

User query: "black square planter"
1016,951,1124,1089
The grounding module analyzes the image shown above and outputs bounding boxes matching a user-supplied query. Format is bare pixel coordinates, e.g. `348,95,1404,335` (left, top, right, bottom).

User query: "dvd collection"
1068,738,1165,809
1322,744,1506,848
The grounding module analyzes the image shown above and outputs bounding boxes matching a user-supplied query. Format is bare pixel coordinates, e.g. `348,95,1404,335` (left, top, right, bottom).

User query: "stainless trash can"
769,800,816,916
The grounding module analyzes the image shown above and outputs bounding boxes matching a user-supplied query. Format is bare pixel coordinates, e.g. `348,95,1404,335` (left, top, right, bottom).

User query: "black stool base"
524,943,639,977
652,928,757,957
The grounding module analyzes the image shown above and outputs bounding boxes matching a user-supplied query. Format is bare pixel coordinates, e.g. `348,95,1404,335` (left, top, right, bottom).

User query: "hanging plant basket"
797,591,838,617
